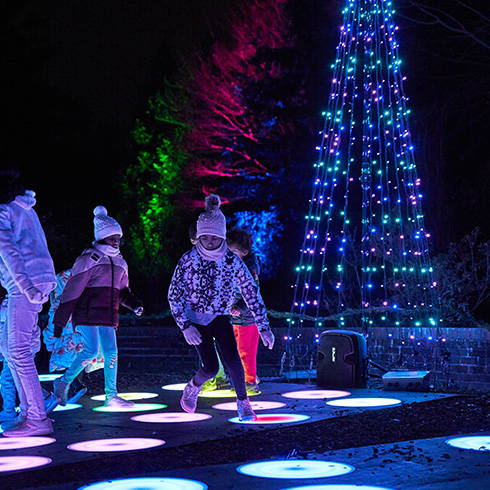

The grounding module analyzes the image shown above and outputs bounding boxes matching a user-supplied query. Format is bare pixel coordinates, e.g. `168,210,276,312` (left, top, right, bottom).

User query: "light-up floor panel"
93,403,166,413
282,390,351,400
0,437,56,450
91,392,159,401
54,403,82,412
212,401,286,411
198,389,236,398
132,412,212,423
326,398,402,408
78,477,207,490
236,460,355,479
282,485,394,490
38,374,63,382
446,435,490,451
0,456,52,472
229,414,310,424
162,383,187,391
68,437,165,452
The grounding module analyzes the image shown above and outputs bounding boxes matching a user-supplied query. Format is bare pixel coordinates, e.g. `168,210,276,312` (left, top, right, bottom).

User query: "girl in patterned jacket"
168,195,275,421
53,206,143,409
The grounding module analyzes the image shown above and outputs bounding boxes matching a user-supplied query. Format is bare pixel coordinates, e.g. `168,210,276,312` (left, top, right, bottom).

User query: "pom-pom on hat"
196,194,226,239
93,205,123,241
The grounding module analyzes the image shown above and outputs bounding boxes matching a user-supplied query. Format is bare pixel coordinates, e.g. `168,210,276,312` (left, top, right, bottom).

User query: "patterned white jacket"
168,247,270,332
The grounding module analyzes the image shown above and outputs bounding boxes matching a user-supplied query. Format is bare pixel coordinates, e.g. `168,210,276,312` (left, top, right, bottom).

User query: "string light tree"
283,0,442,384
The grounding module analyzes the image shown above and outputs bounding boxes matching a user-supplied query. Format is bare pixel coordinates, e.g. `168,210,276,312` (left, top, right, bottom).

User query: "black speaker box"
317,330,368,388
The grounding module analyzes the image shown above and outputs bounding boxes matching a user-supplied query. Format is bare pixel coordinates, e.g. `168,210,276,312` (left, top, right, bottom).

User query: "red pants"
233,323,259,384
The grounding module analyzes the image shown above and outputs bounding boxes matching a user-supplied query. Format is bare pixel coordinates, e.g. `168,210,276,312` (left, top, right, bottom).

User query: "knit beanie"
93,206,123,241
196,195,226,239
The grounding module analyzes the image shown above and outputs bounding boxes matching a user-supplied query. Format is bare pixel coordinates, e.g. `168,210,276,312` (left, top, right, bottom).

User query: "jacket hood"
13,190,36,210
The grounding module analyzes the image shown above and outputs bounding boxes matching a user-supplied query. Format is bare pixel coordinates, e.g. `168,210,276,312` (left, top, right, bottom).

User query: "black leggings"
192,315,247,400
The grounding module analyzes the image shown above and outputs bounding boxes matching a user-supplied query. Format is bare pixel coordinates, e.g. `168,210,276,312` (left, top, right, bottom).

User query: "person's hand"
53,325,63,338
133,306,144,316
230,308,241,316
182,325,202,345
25,286,46,304
260,329,275,350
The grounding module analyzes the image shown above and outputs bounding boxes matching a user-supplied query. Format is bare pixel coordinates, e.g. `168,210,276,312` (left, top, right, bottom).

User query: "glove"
182,325,202,345
53,325,63,338
260,329,275,350
133,306,144,316
25,286,46,304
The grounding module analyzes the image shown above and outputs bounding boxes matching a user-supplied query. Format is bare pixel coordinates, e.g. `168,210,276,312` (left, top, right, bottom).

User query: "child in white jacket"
0,165,56,437
168,195,274,421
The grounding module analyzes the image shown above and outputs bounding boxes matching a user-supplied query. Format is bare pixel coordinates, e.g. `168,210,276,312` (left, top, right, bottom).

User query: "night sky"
3,0,489,295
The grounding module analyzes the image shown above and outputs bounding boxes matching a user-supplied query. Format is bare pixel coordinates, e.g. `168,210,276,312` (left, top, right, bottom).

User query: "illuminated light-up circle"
0,437,56,450
131,412,211,423
91,392,159,401
212,401,286,411
198,389,236,398
38,374,63,382
282,390,351,400
229,414,310,424
68,438,165,452
93,403,166,413
77,477,207,490
446,436,490,452
236,460,354,479
0,456,52,472
282,485,394,490
162,383,187,391
326,398,401,408
54,403,82,412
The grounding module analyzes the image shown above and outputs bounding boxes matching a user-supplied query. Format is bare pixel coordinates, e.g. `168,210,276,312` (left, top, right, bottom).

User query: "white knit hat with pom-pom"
196,194,227,239
93,205,123,241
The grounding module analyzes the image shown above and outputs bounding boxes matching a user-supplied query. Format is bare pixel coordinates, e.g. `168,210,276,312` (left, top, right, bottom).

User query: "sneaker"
0,410,16,422
1,414,26,431
201,378,217,392
236,398,257,422
43,390,60,415
246,382,261,395
53,377,70,406
180,380,201,413
104,395,135,409
2,418,53,437
216,376,231,389
67,385,88,405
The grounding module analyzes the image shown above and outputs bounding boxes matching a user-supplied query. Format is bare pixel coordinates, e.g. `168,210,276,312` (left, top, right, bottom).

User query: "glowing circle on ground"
0,437,56,450
198,389,236,398
229,414,310,424
212,401,286,411
77,477,207,490
68,438,165,452
282,485,394,490
326,398,401,408
446,436,490,451
282,390,351,400
38,374,63,381
236,460,355,479
0,456,52,472
91,392,159,401
93,403,166,413
162,383,187,391
54,403,82,412
132,412,212,423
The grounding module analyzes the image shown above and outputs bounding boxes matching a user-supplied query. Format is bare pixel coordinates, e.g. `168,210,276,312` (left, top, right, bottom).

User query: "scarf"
196,239,228,261
93,241,121,257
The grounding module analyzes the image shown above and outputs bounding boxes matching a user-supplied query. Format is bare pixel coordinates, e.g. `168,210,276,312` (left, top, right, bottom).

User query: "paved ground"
1,380,489,490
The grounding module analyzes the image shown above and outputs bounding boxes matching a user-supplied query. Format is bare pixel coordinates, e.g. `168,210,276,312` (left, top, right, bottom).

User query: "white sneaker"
237,398,257,422
180,380,201,413
104,395,135,408
2,418,53,437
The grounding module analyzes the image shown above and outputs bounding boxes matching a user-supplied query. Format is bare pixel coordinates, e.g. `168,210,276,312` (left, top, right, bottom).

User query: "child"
0,297,16,422
53,206,143,408
168,195,274,421
43,269,103,404
0,164,57,437
227,228,262,394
